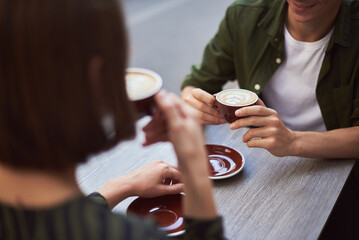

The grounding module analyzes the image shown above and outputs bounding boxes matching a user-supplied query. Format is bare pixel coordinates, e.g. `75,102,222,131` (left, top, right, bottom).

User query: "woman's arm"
98,161,184,209
150,90,218,218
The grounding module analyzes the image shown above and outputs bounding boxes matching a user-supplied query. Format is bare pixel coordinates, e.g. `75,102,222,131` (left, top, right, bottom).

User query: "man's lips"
294,3,316,8
292,1,316,9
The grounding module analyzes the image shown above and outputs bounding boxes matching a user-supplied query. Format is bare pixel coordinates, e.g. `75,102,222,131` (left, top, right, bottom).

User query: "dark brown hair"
0,0,135,170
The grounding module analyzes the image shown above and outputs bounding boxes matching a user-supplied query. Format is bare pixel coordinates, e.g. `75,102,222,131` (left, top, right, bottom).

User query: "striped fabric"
0,193,224,240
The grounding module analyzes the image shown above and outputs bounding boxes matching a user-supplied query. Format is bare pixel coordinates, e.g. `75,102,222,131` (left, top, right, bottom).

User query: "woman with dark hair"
0,0,224,239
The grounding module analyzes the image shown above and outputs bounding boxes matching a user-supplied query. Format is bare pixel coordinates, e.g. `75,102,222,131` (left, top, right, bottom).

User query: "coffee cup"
126,68,162,118
214,89,258,123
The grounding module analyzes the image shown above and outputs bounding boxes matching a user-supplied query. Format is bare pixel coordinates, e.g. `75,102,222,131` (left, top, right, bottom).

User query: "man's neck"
0,164,82,208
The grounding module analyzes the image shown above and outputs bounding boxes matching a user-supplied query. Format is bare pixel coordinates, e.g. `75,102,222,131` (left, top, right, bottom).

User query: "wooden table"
76,117,356,240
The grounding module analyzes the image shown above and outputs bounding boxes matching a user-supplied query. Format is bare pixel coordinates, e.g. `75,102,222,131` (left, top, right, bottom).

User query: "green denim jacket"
182,0,359,131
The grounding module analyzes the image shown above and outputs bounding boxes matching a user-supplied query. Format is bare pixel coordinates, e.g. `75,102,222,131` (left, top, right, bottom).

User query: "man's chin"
290,11,317,25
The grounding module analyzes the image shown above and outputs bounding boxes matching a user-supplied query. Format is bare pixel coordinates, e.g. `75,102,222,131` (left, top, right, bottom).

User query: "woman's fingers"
142,131,167,146
156,91,182,128
155,161,184,195
142,111,165,131
162,165,183,183
157,182,184,195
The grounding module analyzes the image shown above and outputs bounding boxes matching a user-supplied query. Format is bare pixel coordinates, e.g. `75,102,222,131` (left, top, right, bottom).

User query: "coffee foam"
126,72,160,100
217,89,257,106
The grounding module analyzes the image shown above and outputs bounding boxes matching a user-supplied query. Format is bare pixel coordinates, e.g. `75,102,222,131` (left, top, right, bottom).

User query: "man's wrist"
291,131,304,156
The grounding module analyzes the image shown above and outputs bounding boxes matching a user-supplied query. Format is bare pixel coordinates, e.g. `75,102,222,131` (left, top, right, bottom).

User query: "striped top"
0,192,224,240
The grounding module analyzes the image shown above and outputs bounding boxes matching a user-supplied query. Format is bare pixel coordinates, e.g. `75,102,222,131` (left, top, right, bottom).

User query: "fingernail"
235,109,242,117
158,90,166,97
159,90,169,102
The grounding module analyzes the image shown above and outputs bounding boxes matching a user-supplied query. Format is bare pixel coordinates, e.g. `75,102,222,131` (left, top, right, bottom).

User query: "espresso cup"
126,68,163,118
214,89,258,123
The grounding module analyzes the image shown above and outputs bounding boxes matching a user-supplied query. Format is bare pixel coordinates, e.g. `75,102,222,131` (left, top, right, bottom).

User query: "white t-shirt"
261,26,334,131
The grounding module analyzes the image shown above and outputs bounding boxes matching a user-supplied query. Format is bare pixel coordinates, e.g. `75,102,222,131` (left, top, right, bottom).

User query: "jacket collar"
333,1,351,47
257,0,286,37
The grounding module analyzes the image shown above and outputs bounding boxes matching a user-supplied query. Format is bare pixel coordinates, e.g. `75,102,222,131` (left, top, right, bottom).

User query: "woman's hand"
181,86,225,125
126,160,183,197
229,99,299,157
143,90,207,163
150,90,217,218
142,89,216,147
142,108,168,146
98,160,184,209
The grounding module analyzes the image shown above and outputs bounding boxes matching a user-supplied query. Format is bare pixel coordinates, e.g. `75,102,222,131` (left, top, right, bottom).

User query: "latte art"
126,71,161,101
217,89,257,106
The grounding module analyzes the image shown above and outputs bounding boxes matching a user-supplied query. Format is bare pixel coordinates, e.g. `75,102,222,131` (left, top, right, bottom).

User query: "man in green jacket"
181,0,358,238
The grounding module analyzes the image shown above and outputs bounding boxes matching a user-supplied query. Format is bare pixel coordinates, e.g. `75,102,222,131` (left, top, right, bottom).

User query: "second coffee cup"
214,89,258,123
126,68,162,118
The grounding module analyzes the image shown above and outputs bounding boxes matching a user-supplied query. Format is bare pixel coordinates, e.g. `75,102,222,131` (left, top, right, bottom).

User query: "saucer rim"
205,144,245,180
127,193,185,236
167,229,186,237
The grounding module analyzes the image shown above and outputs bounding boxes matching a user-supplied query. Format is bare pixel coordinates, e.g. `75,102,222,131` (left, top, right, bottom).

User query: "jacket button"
276,58,282,64
254,84,261,91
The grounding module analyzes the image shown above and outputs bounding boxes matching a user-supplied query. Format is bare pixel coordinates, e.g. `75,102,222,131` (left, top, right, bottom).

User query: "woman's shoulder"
0,195,167,240
62,196,168,239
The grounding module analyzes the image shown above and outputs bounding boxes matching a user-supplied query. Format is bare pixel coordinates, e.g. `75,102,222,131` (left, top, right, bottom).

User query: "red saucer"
127,194,185,236
206,144,245,179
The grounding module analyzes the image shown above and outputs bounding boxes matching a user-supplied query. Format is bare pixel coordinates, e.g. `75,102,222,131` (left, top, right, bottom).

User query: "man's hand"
181,86,225,125
230,99,299,157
